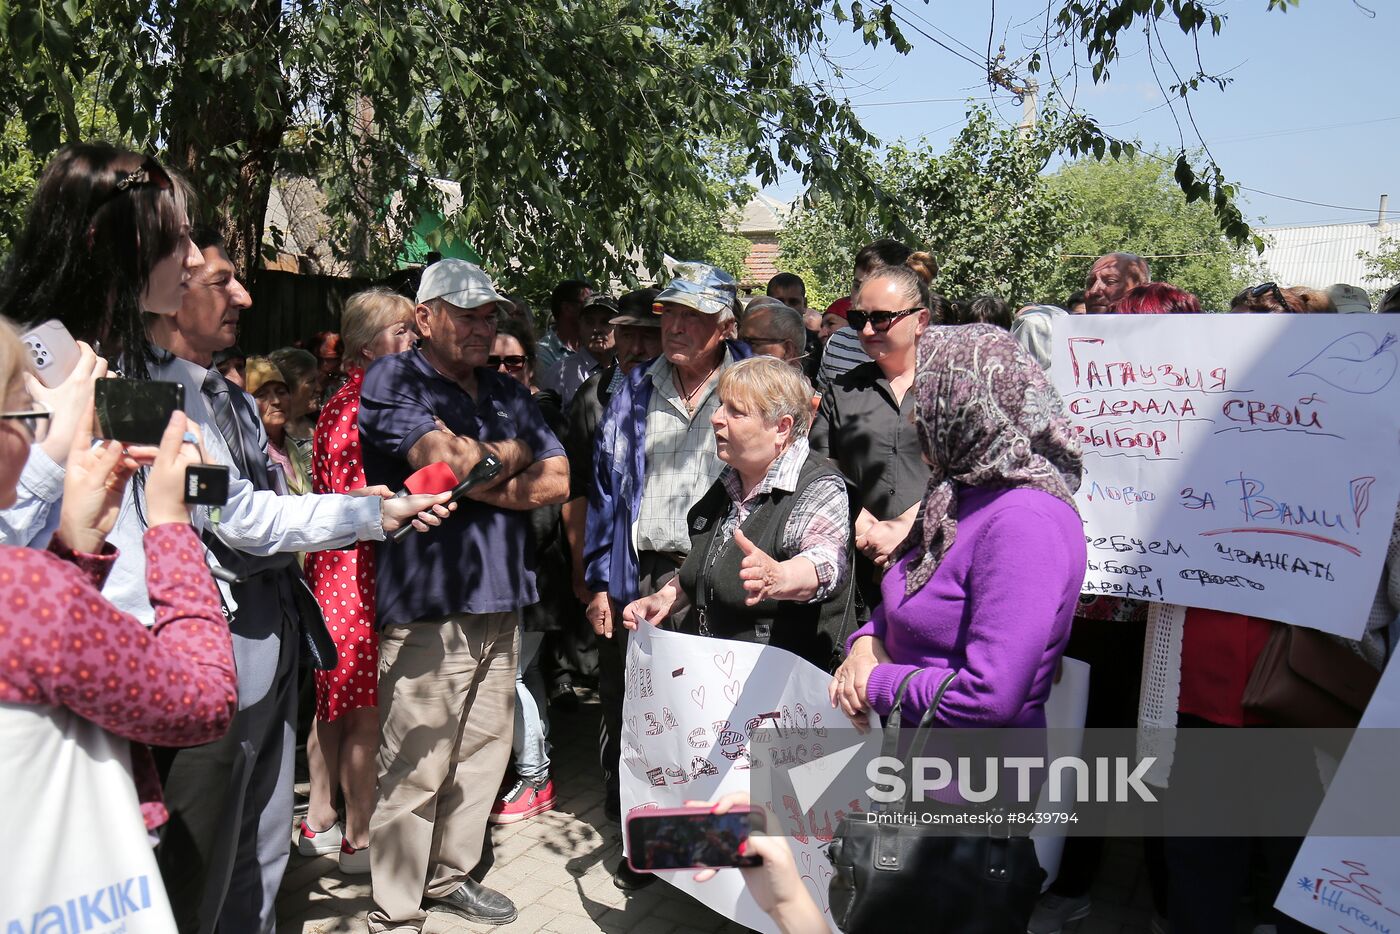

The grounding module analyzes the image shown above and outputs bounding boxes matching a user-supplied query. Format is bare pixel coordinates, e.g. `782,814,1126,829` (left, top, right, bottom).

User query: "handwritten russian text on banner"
621,624,872,933
1275,656,1400,931
1050,315,1400,637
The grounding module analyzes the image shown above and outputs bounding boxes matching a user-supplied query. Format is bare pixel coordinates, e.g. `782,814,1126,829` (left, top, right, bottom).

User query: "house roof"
737,192,791,235
1258,220,1393,289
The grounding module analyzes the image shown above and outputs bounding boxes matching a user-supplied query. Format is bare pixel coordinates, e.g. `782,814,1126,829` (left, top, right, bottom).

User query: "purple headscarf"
899,324,1084,595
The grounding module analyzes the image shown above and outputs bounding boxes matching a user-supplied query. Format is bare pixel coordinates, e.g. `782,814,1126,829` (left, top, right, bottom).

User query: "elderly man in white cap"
582,262,753,889
358,258,569,930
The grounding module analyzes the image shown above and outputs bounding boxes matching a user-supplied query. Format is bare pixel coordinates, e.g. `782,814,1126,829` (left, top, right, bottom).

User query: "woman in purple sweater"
830,323,1087,731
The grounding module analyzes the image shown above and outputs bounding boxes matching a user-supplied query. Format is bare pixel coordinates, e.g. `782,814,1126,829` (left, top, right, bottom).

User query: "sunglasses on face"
489,354,529,369
848,307,923,332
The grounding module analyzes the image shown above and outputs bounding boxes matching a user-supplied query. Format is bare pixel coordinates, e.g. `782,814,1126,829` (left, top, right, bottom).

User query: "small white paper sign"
1275,656,1400,932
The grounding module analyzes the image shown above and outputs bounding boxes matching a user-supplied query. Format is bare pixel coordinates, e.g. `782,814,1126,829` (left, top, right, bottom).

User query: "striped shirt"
818,327,870,383
715,438,849,600
634,351,734,554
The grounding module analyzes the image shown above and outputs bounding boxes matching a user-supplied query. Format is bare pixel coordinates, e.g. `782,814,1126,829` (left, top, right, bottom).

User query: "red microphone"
396,462,459,497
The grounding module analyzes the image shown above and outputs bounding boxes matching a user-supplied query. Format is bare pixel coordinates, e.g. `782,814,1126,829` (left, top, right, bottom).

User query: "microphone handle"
389,455,503,544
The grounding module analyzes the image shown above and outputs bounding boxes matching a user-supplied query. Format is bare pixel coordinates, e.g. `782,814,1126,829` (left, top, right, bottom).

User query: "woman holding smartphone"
0,143,203,547
0,316,237,922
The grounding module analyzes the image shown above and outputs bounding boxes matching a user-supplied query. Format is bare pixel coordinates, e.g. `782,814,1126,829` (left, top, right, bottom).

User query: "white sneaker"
1027,893,1092,934
339,839,370,875
295,819,344,856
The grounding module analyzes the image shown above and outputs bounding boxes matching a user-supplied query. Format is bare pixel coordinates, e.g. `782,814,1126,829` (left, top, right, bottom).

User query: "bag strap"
877,670,924,765
908,671,958,760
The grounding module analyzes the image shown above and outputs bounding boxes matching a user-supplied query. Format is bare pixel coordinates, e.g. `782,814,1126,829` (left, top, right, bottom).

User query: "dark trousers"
1050,616,1165,910
155,612,299,934
599,551,682,812
1162,714,1315,933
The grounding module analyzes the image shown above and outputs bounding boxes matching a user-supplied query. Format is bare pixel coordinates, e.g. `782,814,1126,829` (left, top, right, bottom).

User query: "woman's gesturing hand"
734,529,786,605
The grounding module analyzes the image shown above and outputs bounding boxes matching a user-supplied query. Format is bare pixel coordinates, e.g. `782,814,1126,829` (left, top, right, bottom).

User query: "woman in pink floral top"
0,319,236,830
301,288,416,871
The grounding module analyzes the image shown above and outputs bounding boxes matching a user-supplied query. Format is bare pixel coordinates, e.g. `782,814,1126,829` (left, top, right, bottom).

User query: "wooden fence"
237,269,376,354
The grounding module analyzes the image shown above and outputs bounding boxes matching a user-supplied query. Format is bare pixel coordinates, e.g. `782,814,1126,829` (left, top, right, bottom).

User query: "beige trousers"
367,611,518,932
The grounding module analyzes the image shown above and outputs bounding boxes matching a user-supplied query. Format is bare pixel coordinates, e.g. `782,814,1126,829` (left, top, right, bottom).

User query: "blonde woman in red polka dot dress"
301,289,416,874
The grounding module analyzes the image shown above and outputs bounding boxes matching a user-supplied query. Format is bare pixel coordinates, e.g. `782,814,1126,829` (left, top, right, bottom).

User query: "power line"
1239,188,1384,214
887,8,990,72
889,0,987,60
854,95,997,107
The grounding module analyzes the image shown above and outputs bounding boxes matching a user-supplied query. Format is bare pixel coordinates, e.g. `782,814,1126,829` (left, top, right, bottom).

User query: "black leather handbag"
827,671,1045,934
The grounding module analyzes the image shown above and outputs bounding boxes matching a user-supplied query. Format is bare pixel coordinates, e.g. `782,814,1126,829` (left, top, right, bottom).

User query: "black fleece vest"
677,451,856,670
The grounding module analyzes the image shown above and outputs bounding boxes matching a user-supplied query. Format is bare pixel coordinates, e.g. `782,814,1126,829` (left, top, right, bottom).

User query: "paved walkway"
277,694,749,934
276,695,1162,933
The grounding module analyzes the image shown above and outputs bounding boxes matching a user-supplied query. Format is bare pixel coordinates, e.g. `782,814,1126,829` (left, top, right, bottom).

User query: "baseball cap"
417,259,505,309
653,262,738,316
582,295,620,316
824,297,852,320
1327,283,1373,314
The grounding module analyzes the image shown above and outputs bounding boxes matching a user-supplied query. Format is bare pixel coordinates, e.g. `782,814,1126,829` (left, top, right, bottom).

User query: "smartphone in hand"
94,379,183,445
626,806,765,873
20,320,82,389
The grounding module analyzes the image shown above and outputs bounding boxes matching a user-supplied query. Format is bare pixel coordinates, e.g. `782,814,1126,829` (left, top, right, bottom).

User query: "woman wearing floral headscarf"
829,324,1087,730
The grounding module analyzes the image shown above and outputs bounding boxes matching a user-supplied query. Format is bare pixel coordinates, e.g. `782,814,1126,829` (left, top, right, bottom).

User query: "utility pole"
1016,79,1039,138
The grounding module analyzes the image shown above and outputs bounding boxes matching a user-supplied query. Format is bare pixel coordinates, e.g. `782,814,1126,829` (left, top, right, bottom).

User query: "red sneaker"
489,777,555,824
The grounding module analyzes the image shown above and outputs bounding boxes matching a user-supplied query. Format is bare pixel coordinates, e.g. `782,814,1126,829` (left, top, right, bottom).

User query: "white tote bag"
0,702,177,932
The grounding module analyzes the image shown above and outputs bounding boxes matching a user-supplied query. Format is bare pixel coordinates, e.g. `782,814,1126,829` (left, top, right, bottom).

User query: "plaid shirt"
635,353,731,553
713,437,849,601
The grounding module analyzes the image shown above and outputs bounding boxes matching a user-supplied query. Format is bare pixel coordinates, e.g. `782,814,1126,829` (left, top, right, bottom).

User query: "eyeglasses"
1248,282,1293,313
1,408,51,441
740,335,789,349
848,307,923,332
488,354,529,369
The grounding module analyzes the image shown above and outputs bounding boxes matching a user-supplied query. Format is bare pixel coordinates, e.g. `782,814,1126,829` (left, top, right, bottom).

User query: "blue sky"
769,1,1397,229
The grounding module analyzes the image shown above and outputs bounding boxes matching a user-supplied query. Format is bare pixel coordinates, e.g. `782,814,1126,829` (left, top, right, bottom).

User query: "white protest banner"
1050,314,1400,637
1275,656,1400,932
621,623,876,933
620,625,1095,926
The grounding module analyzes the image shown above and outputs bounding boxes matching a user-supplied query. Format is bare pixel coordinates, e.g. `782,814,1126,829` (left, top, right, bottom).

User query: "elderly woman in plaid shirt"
623,356,855,668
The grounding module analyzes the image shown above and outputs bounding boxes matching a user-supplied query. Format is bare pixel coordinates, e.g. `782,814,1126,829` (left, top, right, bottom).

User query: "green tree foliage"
779,123,1260,312
780,107,1081,309
1359,237,1400,296
1049,154,1261,311
1,0,901,282
1,0,1284,282
659,141,756,284
0,118,40,258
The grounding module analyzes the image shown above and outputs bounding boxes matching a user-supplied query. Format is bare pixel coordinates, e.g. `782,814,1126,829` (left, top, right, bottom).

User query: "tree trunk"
165,0,288,281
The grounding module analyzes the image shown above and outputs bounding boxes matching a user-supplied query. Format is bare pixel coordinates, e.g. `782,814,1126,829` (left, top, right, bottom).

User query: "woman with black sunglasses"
810,264,953,614
487,315,573,824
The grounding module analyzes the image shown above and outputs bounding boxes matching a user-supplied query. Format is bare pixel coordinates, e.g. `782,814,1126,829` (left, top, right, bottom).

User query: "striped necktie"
202,368,272,490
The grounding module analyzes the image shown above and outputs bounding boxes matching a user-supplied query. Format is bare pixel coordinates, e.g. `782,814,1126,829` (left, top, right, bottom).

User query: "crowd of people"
0,140,1396,934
